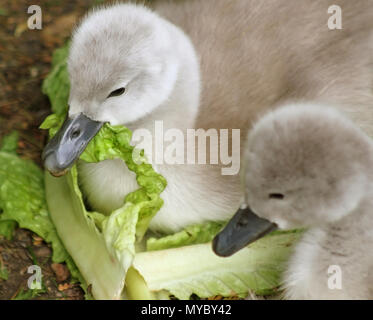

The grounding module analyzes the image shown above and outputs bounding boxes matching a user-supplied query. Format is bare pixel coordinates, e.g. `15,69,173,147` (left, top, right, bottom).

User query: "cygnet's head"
244,103,370,229
43,4,193,175
68,4,180,125
213,103,371,257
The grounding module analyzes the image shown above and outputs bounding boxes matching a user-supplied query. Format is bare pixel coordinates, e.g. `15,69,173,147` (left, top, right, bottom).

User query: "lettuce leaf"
146,221,226,251
132,231,302,299
0,131,19,154
0,150,68,262
0,131,87,291
40,43,301,300
80,124,167,239
41,45,70,116
41,44,167,299
45,168,130,299
42,124,166,298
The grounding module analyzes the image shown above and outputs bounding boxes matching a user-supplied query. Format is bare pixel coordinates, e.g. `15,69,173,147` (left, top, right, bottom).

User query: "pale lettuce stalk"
132,231,301,299
45,169,128,299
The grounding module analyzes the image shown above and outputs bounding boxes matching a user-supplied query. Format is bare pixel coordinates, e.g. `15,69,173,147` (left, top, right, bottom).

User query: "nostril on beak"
41,113,104,176
237,213,250,227
70,129,81,139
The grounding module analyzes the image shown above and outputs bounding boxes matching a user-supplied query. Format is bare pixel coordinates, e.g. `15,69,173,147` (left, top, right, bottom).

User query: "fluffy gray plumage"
67,0,373,238
243,104,373,299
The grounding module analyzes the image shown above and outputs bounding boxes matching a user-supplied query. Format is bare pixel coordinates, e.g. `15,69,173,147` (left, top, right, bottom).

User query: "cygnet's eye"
107,87,126,98
269,193,285,200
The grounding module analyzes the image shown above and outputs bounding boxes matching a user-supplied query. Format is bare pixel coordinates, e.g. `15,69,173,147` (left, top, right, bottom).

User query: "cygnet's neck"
128,22,200,134
323,136,373,231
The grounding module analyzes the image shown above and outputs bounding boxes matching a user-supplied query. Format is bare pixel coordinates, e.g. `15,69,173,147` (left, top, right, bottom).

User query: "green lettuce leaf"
45,168,130,299
131,231,302,299
146,221,225,251
0,151,68,262
0,131,19,154
41,44,70,116
0,131,86,289
40,43,301,300
41,42,167,299
80,124,167,239
41,43,167,240
0,220,17,240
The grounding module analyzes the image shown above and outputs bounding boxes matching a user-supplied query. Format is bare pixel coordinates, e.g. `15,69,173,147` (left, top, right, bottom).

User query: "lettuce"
0,148,66,261
41,44,168,299
0,131,19,154
42,120,166,299
45,168,131,299
132,231,301,299
40,44,301,299
0,134,84,290
146,221,226,251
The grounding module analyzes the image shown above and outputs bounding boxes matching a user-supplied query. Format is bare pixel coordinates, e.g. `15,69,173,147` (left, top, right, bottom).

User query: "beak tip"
43,152,69,177
212,235,235,258
211,207,278,258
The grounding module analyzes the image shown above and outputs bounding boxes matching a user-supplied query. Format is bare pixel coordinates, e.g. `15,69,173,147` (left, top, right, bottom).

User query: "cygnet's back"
155,0,373,139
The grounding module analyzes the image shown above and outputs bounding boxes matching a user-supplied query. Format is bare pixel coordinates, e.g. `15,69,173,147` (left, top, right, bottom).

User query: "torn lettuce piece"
41,44,70,117
0,220,17,240
0,150,69,263
146,221,226,251
45,169,129,299
41,120,167,298
41,115,168,239
43,126,167,298
0,149,86,292
0,132,86,289
41,42,167,299
131,231,302,299
0,131,19,154
79,123,167,239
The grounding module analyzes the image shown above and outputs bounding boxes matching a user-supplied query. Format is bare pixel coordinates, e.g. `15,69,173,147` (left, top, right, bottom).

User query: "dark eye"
269,193,285,200
107,87,125,98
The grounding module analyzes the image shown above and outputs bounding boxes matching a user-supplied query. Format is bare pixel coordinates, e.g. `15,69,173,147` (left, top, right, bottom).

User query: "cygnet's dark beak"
212,207,277,257
42,113,103,177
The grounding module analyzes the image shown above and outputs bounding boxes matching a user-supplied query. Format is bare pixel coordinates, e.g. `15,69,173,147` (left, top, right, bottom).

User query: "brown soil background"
0,0,113,300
